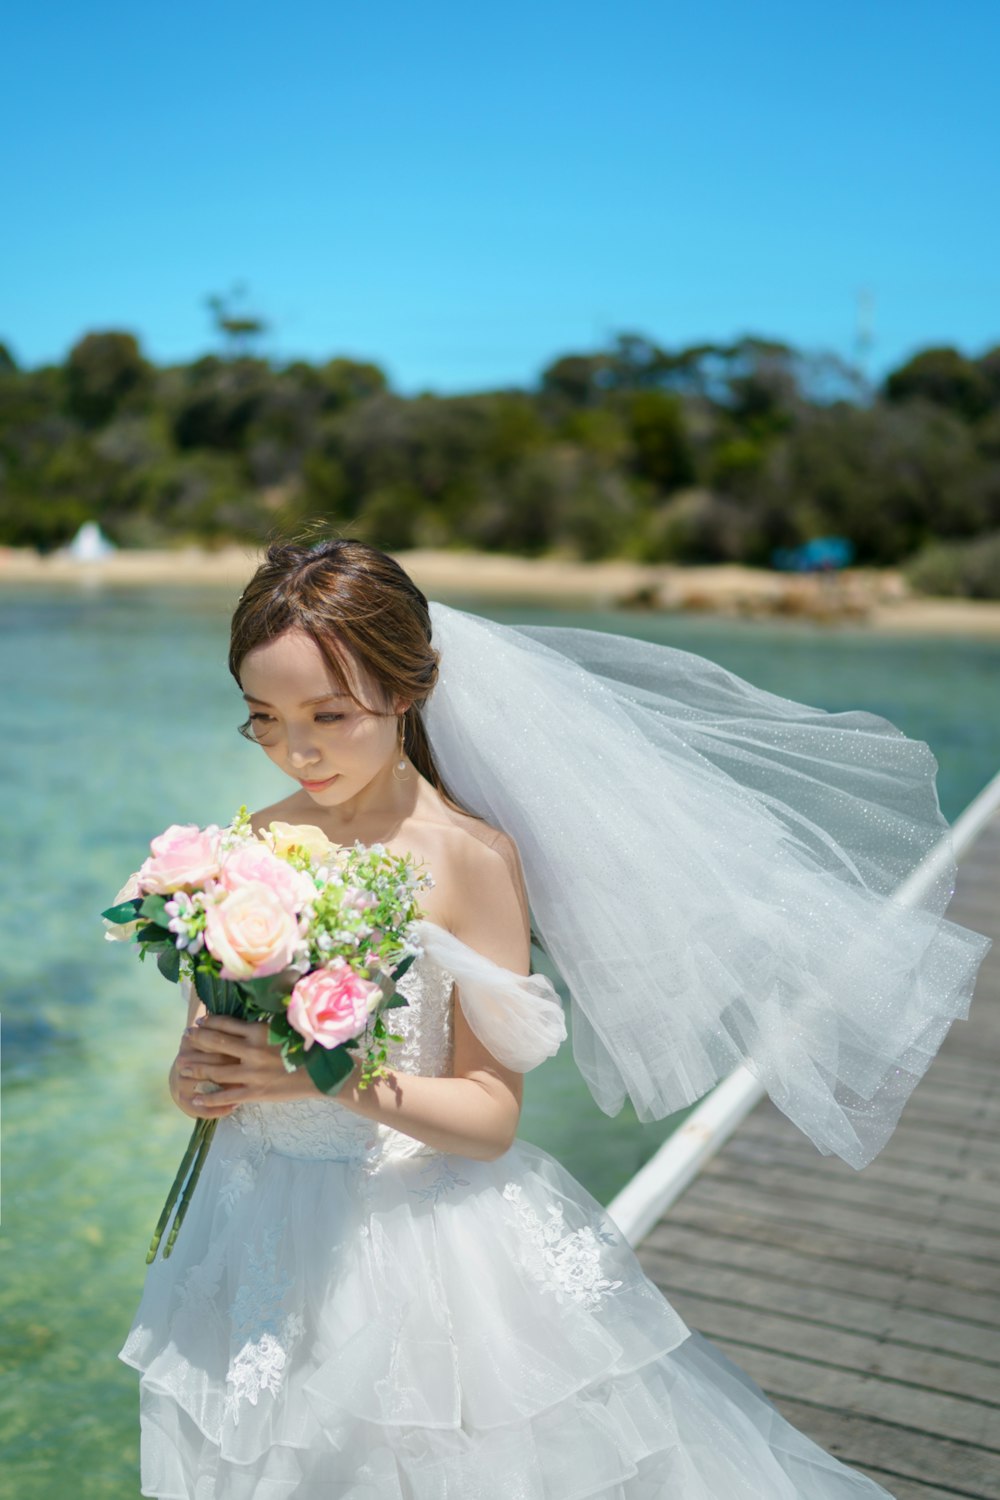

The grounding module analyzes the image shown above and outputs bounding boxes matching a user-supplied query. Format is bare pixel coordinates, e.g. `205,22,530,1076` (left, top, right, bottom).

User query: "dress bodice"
227,948,456,1166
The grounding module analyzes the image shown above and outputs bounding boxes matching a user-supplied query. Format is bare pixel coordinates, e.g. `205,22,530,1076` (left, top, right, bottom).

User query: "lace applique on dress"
407,1154,472,1203
175,1240,226,1335
216,1148,264,1214
502,1182,624,1310
223,1220,306,1424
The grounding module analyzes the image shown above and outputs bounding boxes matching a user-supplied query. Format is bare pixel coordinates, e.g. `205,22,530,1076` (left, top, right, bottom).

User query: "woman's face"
239,626,404,803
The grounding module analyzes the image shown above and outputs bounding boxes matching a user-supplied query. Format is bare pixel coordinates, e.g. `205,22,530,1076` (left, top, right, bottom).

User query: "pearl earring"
393,717,409,779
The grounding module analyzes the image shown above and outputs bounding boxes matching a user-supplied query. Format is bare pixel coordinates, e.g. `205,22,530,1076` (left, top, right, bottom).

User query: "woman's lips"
299,774,340,790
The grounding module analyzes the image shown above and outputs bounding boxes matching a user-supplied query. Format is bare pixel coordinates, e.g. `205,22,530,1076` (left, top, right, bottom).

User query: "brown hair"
229,534,472,815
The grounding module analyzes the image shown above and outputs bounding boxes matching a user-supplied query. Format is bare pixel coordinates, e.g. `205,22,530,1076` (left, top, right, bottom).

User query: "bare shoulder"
247,793,304,839
440,816,531,964
452,818,527,903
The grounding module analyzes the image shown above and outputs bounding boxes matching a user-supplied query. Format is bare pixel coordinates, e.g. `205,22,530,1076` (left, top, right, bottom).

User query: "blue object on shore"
771,536,855,573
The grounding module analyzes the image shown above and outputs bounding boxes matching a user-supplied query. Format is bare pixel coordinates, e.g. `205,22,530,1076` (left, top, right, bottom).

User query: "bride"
118,534,991,1497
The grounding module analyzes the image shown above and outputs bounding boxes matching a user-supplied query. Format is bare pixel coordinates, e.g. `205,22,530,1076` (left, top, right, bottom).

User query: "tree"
622,389,697,491
64,331,151,426
539,352,615,406
884,347,994,422
317,357,388,409
205,283,269,359
171,356,272,452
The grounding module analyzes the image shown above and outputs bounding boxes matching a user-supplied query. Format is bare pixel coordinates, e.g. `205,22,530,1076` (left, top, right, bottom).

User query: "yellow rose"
264,821,341,863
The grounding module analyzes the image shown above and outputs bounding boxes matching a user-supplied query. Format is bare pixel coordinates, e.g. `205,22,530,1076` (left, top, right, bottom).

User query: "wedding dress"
119,920,905,1499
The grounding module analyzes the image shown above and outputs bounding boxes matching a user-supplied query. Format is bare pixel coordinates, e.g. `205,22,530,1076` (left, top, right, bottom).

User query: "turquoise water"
3,583,999,1497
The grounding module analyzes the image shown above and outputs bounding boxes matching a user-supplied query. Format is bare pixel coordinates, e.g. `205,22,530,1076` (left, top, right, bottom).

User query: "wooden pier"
634,807,1000,1500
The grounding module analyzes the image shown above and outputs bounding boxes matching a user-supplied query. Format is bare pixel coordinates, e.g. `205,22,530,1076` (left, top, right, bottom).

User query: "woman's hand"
170,1024,243,1120
175,1014,326,1115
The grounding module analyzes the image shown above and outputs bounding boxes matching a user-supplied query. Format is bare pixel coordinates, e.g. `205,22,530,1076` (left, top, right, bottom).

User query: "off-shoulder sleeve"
410,919,566,1071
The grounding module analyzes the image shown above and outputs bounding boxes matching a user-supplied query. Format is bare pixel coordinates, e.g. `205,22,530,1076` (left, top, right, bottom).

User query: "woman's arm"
185,832,533,1160
332,832,530,1160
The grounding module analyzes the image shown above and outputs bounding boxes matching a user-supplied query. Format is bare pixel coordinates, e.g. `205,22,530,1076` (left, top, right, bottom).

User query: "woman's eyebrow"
241,692,351,707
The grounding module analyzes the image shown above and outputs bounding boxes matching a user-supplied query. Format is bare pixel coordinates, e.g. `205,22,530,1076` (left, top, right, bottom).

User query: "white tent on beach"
60,521,117,560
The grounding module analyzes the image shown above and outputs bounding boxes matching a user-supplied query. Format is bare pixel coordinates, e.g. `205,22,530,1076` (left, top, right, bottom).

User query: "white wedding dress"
118,937,901,1499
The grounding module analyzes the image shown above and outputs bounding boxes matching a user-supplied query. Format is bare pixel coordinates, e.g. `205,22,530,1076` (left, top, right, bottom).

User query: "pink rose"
218,844,315,915
203,881,301,981
139,823,223,895
287,960,383,1051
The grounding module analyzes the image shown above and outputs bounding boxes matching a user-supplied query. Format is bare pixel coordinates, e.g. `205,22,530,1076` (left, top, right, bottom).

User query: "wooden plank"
765,1398,1000,1498
676,1176,1000,1260
699,1158,1000,1233
639,1230,1000,1328
655,1199,1000,1293
891,1093,1000,1129
719,1135,1000,1209
899,1078,1000,1111
639,1255,1000,1363
703,1339,1000,1448
662,1292,997,1403
914,1053,1000,1086
741,1091,1000,1145
852,1479,997,1500
735,1109,1000,1173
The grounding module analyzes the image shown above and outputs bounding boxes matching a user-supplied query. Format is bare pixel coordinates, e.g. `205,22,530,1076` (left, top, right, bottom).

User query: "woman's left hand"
182,1014,329,1110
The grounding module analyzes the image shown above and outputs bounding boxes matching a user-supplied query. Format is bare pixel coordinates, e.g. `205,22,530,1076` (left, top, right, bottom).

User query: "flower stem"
146,1117,211,1264
161,1119,218,1258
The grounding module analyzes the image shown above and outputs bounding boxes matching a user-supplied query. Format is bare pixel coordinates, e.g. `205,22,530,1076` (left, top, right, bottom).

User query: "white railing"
604,764,1000,1247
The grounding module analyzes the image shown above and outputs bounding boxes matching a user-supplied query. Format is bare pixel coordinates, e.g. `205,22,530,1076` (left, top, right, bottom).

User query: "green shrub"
903,530,1000,599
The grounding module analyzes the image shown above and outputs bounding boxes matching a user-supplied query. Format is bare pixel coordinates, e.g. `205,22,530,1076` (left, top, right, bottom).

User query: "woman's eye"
247,713,345,724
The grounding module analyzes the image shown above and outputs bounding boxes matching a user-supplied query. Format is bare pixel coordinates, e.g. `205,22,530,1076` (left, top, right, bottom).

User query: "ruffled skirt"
118,1117,898,1498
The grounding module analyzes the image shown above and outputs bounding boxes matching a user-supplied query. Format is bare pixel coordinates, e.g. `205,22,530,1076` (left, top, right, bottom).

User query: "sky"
3,0,999,396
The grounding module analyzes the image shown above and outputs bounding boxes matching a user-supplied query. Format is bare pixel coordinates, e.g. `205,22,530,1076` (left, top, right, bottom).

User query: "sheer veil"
421,600,992,1170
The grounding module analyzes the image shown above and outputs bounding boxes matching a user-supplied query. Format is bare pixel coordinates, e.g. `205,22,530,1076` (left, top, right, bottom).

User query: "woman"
119,534,991,1497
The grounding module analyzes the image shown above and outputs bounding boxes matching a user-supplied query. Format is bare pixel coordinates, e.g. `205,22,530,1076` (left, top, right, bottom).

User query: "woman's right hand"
169,1024,242,1120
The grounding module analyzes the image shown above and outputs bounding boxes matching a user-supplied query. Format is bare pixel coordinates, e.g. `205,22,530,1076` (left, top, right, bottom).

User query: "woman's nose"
286,735,321,765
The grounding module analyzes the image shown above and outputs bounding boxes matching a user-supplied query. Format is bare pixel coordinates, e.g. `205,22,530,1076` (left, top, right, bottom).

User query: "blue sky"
3,0,998,395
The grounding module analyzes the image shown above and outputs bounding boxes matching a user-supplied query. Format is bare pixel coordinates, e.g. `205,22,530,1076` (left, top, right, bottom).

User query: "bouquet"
101,805,433,1261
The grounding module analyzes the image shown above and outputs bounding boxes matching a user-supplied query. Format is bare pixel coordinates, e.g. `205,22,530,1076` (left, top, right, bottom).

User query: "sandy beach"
3,543,1000,637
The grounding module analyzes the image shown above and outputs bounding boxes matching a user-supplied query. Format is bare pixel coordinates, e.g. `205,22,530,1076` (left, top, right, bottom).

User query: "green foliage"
156,945,182,983
317,357,388,409
205,285,269,359
623,390,697,490
884,346,994,422
171,356,272,452
65,331,152,426
902,530,1000,599
303,1037,359,1095
101,899,142,924
1,327,999,578
635,488,765,564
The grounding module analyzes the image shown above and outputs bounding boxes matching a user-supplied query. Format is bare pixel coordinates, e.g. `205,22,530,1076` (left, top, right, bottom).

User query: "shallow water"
3,583,998,1497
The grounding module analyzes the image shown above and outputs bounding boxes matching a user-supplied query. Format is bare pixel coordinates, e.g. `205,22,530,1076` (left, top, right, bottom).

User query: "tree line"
1,328,999,595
